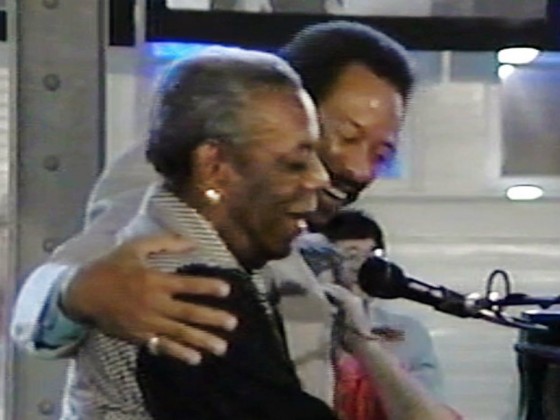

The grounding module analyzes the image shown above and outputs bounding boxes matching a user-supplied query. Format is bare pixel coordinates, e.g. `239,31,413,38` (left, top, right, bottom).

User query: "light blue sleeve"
371,306,446,402
11,264,85,357
400,316,446,402
34,270,88,350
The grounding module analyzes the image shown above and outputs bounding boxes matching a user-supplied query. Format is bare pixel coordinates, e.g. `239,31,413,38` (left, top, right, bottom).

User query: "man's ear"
192,141,234,188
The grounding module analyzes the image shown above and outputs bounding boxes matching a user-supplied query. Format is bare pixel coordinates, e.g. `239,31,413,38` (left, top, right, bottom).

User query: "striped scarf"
61,184,272,419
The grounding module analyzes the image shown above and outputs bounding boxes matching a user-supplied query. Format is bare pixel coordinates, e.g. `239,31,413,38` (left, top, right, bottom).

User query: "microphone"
357,256,488,318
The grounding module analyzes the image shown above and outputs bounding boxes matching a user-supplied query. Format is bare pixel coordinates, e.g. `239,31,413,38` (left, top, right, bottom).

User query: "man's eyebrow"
347,118,368,135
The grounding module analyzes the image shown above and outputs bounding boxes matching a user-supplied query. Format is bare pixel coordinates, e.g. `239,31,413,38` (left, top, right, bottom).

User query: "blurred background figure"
322,209,446,402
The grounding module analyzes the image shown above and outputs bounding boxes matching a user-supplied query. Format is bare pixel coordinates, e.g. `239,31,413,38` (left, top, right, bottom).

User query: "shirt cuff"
34,267,88,349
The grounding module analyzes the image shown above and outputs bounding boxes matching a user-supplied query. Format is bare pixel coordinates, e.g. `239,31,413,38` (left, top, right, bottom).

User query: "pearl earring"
204,188,222,204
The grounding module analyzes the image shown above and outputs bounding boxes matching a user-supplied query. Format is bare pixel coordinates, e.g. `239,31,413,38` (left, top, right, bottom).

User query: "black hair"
321,209,386,250
278,20,415,103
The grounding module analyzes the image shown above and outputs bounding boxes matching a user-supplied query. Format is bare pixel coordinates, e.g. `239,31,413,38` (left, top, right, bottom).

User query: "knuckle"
177,327,206,347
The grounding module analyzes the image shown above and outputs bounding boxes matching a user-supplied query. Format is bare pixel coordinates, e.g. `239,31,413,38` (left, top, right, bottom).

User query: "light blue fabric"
34,273,87,350
369,304,446,402
11,263,86,357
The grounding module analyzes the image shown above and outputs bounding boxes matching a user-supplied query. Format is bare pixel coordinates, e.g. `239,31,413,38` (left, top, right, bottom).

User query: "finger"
322,284,363,313
127,233,195,260
162,272,231,298
322,283,351,301
158,318,229,357
164,300,238,332
154,337,203,365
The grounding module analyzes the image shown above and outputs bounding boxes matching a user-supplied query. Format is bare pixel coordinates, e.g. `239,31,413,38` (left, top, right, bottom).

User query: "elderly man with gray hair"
61,46,334,419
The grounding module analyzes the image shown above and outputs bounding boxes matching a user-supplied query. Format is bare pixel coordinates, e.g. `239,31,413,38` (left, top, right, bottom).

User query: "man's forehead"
323,64,404,120
245,89,302,123
329,87,403,121
329,63,392,94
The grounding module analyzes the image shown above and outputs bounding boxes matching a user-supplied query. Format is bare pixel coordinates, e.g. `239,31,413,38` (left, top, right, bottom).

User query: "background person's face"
334,238,376,289
308,63,404,228
221,88,329,267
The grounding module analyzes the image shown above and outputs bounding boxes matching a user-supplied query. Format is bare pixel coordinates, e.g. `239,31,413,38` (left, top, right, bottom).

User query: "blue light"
377,154,403,179
148,42,232,60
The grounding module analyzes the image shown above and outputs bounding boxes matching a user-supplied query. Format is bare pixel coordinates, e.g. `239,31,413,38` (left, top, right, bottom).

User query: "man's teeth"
325,187,348,201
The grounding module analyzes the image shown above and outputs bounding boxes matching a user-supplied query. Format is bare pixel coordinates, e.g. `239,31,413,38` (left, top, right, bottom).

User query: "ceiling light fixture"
497,47,540,65
505,185,544,201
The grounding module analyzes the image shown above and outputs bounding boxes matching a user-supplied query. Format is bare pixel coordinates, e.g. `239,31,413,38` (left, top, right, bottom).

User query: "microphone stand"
437,269,560,420
466,269,560,332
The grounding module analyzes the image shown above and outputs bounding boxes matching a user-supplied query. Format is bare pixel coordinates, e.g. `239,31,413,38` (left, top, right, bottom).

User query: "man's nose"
345,153,376,185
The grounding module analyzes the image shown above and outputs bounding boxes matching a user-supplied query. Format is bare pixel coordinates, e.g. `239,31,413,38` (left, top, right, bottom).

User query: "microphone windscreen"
358,256,406,299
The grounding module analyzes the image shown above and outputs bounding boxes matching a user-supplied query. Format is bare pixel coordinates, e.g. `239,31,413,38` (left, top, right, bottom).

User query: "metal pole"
7,0,106,418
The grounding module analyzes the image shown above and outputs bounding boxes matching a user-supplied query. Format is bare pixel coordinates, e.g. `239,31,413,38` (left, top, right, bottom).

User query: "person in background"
321,209,447,418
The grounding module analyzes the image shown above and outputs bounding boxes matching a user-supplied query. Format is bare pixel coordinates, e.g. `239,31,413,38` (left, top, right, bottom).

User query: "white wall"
105,47,154,162
65,48,560,419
